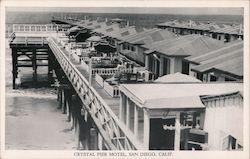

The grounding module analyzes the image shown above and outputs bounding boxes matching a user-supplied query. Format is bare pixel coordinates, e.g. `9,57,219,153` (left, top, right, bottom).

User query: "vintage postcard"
0,0,249,159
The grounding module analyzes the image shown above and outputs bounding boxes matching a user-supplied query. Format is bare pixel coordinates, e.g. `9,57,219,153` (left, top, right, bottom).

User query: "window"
131,46,135,52
122,44,126,50
210,75,218,82
125,44,128,50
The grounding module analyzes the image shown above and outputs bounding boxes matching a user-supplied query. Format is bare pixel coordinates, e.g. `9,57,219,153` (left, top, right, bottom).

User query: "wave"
6,88,57,99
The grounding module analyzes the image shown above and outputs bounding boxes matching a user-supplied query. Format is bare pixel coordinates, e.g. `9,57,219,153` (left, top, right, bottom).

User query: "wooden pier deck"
53,39,120,116
9,31,143,150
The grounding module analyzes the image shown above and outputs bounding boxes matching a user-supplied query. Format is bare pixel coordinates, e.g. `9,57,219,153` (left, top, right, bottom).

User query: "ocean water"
6,11,243,27
5,41,76,150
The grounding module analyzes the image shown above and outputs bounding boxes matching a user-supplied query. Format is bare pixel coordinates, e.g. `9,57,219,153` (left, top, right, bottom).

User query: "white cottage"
119,81,243,150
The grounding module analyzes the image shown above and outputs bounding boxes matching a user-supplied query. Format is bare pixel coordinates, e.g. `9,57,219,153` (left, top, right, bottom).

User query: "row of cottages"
141,34,225,78
119,74,243,150
184,40,243,82
59,18,244,82
118,28,179,66
118,31,243,82
157,20,243,43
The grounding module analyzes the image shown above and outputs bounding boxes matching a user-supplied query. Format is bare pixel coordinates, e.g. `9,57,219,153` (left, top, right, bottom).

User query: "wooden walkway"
9,30,144,150
56,40,120,116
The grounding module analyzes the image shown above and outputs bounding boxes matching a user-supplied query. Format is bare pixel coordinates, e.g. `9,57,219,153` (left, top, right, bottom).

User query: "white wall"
203,96,243,150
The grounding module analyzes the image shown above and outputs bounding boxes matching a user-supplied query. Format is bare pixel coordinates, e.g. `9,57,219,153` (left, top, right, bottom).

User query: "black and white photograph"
0,1,249,159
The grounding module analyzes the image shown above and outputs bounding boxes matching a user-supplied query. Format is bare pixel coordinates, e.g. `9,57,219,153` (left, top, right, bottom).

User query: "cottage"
119,82,243,150
184,40,243,82
118,28,178,66
157,20,243,43
144,34,225,78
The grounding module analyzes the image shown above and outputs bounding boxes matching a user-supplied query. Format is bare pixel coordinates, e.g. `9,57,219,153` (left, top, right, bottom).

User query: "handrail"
48,37,144,150
12,24,67,32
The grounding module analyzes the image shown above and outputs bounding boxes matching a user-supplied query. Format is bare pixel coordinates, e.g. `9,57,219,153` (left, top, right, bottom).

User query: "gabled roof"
145,35,225,57
104,26,132,38
82,21,107,30
157,20,243,35
211,25,243,35
93,23,121,35
185,40,243,64
104,26,146,40
189,41,243,77
129,30,178,45
119,83,242,109
119,28,159,43
154,72,202,83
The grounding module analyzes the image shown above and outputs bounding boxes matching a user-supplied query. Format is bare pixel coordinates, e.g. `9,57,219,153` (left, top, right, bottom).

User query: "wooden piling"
32,48,37,87
12,48,18,89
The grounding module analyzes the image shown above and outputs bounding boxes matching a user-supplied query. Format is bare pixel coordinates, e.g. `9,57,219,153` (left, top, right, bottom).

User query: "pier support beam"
11,48,18,89
98,132,103,150
48,50,54,84
89,127,98,150
62,89,67,114
32,49,37,87
58,88,63,109
66,91,72,122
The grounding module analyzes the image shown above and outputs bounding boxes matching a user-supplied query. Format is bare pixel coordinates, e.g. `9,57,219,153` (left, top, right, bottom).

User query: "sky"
6,7,244,15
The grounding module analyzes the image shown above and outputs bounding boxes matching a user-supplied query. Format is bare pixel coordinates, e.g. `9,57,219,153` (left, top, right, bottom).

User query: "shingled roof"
188,41,243,77
145,34,225,57
118,28,159,43
157,20,243,35
104,26,146,40
129,29,178,45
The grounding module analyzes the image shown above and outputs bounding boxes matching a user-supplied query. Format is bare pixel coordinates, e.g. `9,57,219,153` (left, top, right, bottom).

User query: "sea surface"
5,11,243,31
5,39,76,150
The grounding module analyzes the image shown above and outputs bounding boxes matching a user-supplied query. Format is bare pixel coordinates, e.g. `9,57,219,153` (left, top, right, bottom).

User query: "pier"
9,27,142,150
8,18,243,151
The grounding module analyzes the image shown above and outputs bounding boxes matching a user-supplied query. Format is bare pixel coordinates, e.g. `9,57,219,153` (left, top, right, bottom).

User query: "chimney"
105,18,108,23
189,20,192,27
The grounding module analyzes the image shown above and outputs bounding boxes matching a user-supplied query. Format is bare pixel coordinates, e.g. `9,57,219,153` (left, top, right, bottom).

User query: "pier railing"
48,37,143,150
95,74,120,98
12,24,67,33
79,60,135,76
95,74,104,87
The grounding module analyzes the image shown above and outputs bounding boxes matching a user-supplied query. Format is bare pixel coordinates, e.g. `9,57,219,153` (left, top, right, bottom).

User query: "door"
149,118,175,150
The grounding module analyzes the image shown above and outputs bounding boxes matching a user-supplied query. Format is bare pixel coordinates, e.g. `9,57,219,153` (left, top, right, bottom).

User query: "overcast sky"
7,7,243,15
